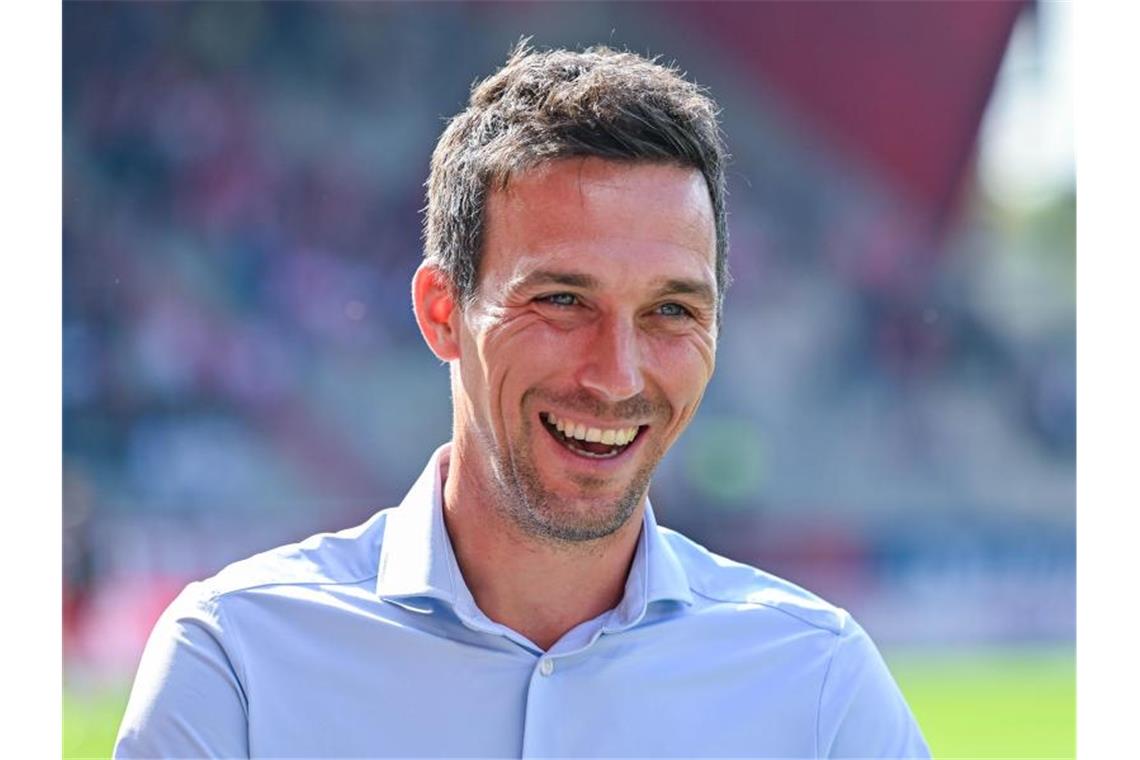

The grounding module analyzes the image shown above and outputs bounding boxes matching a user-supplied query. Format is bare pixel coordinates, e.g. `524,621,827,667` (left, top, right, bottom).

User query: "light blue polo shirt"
115,444,929,758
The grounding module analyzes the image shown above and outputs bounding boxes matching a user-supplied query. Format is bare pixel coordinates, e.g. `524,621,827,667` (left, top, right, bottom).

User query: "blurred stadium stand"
63,1,1072,678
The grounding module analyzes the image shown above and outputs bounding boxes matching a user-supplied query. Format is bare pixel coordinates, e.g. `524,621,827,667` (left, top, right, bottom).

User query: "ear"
412,262,461,361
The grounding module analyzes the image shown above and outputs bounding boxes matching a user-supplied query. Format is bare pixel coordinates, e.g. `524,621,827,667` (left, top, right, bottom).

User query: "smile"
540,411,646,459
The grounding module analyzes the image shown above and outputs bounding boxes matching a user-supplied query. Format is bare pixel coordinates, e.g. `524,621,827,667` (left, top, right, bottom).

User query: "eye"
656,302,693,318
538,293,579,307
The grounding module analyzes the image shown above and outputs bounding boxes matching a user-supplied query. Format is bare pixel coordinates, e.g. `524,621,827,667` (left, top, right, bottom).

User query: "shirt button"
538,658,555,677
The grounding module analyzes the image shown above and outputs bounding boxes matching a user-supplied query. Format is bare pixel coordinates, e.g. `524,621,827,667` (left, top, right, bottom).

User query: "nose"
578,315,645,402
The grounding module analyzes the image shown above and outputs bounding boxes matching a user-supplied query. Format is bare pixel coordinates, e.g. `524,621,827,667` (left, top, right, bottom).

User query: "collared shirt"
115,444,930,758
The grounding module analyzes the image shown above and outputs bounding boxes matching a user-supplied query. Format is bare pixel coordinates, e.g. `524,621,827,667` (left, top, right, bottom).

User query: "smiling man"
115,45,929,758
416,157,719,653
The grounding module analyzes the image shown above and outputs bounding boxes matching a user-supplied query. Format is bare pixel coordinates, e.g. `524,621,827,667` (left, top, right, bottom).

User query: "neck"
440,439,645,651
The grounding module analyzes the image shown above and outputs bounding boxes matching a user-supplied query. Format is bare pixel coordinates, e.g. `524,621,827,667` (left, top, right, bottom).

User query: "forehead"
480,158,716,290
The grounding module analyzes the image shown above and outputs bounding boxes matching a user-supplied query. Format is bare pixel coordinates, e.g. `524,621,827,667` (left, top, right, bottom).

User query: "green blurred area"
64,647,1074,759
887,646,1076,759
63,686,130,760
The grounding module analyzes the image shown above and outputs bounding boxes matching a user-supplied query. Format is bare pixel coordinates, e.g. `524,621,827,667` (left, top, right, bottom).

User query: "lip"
536,411,649,472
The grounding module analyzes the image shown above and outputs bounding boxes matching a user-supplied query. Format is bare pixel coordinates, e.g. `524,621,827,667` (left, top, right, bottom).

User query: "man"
115,44,930,758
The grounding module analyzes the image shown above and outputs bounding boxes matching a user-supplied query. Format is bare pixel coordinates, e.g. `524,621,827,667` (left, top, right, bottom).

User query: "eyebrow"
515,269,600,291
654,277,716,306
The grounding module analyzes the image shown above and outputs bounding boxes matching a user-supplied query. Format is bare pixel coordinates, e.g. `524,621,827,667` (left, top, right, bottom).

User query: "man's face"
452,157,718,543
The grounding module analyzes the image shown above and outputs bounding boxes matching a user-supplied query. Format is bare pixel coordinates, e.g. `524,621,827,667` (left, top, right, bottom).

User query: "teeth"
544,412,640,447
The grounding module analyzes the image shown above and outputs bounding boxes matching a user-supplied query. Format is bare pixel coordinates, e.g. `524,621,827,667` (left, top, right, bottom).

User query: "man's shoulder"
658,525,850,637
194,509,392,602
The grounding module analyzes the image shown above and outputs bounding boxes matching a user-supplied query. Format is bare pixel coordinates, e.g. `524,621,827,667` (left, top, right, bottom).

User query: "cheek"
487,319,594,371
477,320,572,416
646,336,715,430
648,333,715,386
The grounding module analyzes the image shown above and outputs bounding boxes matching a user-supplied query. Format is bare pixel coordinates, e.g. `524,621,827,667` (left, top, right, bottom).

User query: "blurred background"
63,1,1074,757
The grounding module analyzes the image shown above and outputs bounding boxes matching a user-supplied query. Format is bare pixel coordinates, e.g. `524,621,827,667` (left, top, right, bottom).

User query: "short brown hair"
423,41,730,317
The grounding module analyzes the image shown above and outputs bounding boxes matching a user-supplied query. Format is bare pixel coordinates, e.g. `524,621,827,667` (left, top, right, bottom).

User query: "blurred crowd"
63,2,1073,673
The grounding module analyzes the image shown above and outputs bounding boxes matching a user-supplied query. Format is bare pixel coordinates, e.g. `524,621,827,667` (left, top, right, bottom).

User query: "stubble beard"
490,414,657,545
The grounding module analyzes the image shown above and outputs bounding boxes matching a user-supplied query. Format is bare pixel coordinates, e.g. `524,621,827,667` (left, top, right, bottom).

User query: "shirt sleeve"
113,582,250,758
817,616,931,759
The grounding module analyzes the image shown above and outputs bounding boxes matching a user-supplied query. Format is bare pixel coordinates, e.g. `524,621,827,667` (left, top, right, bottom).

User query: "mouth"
540,411,647,460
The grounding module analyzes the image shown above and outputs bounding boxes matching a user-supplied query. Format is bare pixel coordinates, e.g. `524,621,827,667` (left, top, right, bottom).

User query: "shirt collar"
376,443,693,624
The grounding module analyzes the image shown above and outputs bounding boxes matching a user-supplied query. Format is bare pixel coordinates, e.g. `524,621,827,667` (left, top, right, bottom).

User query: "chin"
505,470,648,544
